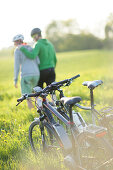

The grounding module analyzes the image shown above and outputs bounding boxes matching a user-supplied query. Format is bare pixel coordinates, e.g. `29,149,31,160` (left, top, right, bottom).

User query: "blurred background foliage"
1,13,113,56
45,13,113,52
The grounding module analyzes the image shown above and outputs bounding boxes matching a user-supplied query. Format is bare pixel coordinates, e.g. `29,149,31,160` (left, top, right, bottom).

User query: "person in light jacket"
13,34,40,109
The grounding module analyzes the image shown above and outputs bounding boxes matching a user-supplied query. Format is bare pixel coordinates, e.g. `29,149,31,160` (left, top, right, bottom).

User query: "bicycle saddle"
82,80,103,90
60,97,81,106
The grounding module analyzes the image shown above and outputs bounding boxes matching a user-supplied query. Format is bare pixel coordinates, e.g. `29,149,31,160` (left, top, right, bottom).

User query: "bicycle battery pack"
53,123,72,152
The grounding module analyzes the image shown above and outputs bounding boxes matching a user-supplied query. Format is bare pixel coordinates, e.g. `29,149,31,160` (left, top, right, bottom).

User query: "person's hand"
15,84,18,88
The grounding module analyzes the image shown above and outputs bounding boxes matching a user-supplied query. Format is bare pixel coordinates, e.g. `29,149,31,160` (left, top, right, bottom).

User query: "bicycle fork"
39,121,46,152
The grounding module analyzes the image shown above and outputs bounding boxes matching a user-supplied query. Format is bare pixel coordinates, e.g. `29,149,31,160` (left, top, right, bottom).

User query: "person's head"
31,28,42,42
13,34,24,46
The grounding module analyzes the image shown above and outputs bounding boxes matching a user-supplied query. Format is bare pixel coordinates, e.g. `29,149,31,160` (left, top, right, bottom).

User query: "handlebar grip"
17,92,41,102
51,74,80,87
17,96,26,102
69,74,80,81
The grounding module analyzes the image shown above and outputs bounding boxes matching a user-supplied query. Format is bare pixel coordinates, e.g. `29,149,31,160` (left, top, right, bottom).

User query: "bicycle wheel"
106,114,113,145
77,134,113,170
100,114,113,145
29,120,61,154
99,107,113,145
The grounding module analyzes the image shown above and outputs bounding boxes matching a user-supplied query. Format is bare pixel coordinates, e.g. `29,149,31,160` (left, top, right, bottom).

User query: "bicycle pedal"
64,154,86,170
64,154,76,169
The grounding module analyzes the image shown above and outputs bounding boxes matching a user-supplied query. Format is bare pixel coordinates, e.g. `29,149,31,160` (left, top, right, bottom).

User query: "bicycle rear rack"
83,124,107,138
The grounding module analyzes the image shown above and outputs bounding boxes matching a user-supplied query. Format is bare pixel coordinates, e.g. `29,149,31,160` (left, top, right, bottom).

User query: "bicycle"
43,76,113,169
81,80,113,145
51,78,113,146
16,75,113,170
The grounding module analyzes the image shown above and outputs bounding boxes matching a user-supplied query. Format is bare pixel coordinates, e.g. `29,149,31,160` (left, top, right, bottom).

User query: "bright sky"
0,0,113,49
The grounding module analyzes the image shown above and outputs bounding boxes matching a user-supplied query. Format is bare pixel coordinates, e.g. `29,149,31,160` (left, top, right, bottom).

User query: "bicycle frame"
51,89,88,129
43,100,71,127
75,88,108,125
17,75,113,169
89,88,107,124
40,96,77,152
50,86,110,136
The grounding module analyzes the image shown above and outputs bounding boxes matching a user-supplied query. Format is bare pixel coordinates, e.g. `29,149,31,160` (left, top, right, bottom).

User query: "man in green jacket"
20,28,57,88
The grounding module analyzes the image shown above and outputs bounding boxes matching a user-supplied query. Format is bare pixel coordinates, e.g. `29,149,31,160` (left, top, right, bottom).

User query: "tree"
45,19,79,40
105,13,113,39
45,19,103,52
45,20,62,41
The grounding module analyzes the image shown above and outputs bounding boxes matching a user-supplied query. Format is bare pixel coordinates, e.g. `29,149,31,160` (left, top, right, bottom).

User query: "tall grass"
0,49,113,169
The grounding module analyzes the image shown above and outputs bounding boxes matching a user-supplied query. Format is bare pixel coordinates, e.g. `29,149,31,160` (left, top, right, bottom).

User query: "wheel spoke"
78,136,113,169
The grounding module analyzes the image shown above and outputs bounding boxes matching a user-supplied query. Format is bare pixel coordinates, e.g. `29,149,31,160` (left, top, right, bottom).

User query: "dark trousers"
38,68,55,88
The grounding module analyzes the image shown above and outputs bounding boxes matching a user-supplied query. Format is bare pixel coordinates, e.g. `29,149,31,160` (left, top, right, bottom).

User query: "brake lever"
16,101,22,106
64,80,72,87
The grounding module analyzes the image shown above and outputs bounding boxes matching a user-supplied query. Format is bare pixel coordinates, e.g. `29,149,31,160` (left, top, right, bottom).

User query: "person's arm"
14,49,20,87
20,43,40,59
54,52,57,67
36,56,40,66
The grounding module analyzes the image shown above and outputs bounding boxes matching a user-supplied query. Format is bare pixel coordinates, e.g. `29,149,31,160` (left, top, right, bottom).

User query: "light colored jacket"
14,45,40,85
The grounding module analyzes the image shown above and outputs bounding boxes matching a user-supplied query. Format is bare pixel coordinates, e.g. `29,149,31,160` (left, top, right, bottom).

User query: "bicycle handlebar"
53,74,80,86
17,74,80,103
17,92,41,102
17,95,26,102
69,74,80,81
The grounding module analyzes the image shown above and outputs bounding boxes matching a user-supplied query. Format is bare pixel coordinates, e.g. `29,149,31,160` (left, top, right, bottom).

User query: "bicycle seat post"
90,88,96,124
69,105,74,126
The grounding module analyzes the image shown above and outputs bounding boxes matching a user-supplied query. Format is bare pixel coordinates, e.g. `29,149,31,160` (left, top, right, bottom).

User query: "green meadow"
0,49,113,169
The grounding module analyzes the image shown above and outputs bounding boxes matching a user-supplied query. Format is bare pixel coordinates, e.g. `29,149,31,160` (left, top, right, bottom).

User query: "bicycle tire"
105,119,113,146
29,120,62,154
107,119,113,145
100,114,113,145
76,133,113,170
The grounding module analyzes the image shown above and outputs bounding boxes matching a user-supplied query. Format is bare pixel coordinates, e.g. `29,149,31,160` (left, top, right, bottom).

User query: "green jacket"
20,39,57,70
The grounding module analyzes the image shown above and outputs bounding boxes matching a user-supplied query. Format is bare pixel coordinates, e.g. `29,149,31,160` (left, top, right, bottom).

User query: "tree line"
45,14,113,52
